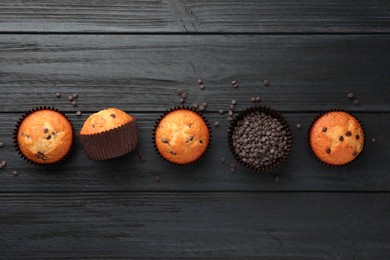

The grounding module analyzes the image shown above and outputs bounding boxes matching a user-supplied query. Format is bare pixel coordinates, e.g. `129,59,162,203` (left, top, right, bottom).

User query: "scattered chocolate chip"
231,99,237,105
43,128,49,133
274,176,280,182
250,97,256,103
227,116,233,121
154,176,161,182
46,135,51,140
355,134,360,140
177,89,184,95
339,136,344,141
110,114,116,118
72,93,79,99
326,148,331,154
214,121,220,127
352,151,358,157
296,123,302,129
230,162,236,168
192,103,198,109
346,131,352,137
12,170,18,176
68,95,73,101
72,101,77,107
228,110,233,116
199,84,205,90
1,160,6,167
55,92,61,98
263,80,269,86
322,127,327,132
197,79,203,85
179,98,185,104
255,96,261,102
76,111,82,117
180,93,187,99
230,104,236,110
199,105,205,111
161,137,169,144
218,109,225,115
202,102,208,108
347,92,354,99
220,157,225,163
233,83,239,88
0,142,4,148
371,137,376,143
353,99,360,105
231,80,237,85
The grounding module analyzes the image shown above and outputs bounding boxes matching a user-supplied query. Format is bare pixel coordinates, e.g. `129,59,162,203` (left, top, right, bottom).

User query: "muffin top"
17,109,73,164
80,108,134,135
155,109,209,164
309,111,364,166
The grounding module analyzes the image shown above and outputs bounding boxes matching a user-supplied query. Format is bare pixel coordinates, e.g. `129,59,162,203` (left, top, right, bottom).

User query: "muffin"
228,106,292,173
308,111,364,166
79,108,138,160
154,107,210,165
14,108,73,164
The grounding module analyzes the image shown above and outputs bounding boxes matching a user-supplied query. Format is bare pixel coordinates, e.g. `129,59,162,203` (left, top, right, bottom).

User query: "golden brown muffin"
309,111,364,166
155,109,210,164
16,109,73,164
80,108,133,135
79,108,138,160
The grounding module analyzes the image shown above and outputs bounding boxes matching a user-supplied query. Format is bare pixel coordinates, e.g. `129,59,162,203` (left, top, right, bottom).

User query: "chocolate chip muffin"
228,106,292,172
79,108,138,160
154,107,210,165
15,108,73,164
308,111,364,166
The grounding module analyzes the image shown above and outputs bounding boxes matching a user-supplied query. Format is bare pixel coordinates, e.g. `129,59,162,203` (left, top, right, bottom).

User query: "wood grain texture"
0,0,389,33
1,192,389,258
0,34,389,112
0,112,388,192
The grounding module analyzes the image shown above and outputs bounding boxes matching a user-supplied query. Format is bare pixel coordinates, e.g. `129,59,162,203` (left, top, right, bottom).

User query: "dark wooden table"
1,1,389,258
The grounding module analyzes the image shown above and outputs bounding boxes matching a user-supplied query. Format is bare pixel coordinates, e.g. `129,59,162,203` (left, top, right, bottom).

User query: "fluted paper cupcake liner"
306,109,365,167
228,106,293,173
153,106,212,166
13,106,74,166
79,118,138,160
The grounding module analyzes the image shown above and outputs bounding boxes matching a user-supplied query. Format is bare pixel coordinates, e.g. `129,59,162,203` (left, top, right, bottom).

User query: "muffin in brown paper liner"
13,106,74,166
228,106,293,173
306,109,365,167
153,106,212,166
79,116,138,161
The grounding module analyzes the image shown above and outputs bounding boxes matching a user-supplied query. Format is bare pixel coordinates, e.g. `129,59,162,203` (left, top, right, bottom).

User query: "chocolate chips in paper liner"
306,109,365,167
13,106,74,166
79,118,138,160
228,106,293,173
153,106,212,166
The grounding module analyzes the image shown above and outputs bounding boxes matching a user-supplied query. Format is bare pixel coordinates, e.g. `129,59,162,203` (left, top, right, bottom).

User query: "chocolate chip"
76,111,82,117
43,128,49,133
231,99,237,105
12,170,18,176
228,110,233,116
296,123,302,129
354,99,360,105
68,95,73,101
233,83,239,88
154,176,161,182
322,127,327,132
72,101,77,107
202,102,208,108
199,105,205,111
263,80,269,86
231,80,237,85
230,104,236,110
255,96,261,102
230,162,236,168
214,121,220,127
110,114,116,118
0,142,4,148
199,140,203,144
1,161,6,167
220,157,225,163
169,151,177,155
177,89,184,95
218,109,224,115
199,84,205,90
161,137,169,144
179,98,185,104
339,136,344,141
192,103,198,109
352,151,358,157
371,137,376,143
180,93,187,99
186,136,194,143
198,79,203,85
347,92,354,99
355,134,360,140
72,93,78,99
35,151,46,160
346,131,352,137
326,148,331,154
55,92,61,98
46,135,51,140
250,97,256,103
227,116,233,121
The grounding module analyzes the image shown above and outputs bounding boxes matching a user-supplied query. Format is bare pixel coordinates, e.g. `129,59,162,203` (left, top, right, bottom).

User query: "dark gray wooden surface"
0,0,389,258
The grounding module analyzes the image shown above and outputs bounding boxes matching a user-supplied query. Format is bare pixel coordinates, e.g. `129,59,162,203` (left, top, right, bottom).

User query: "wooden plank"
0,34,389,112
1,192,389,258
0,112,388,192
0,0,389,33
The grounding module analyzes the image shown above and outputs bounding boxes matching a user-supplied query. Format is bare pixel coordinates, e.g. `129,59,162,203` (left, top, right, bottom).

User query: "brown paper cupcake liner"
13,106,74,166
79,118,138,160
306,109,365,168
228,106,293,173
153,106,212,166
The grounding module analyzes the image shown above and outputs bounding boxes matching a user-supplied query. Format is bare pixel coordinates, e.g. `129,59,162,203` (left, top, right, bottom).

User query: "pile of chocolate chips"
231,111,291,170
